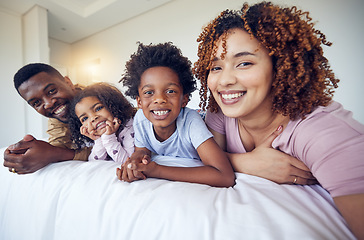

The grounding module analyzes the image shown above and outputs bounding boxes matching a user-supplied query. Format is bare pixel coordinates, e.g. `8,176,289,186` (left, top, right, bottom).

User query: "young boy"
117,42,235,187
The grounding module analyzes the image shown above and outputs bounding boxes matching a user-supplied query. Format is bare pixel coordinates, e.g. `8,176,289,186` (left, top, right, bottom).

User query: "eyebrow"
212,51,256,62
27,83,55,104
140,82,181,91
77,102,101,119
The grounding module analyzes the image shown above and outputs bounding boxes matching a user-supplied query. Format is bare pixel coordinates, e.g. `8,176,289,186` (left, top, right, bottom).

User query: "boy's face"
136,66,188,140
18,72,76,123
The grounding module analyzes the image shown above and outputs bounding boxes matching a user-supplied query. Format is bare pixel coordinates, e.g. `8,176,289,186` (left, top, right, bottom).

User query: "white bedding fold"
0,147,354,240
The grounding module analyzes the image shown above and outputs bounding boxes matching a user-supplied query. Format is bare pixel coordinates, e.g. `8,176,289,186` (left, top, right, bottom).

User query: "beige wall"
67,0,364,121
0,8,25,147
1,0,364,147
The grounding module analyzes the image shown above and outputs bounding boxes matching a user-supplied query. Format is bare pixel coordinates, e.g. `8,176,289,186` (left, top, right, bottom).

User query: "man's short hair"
14,63,63,92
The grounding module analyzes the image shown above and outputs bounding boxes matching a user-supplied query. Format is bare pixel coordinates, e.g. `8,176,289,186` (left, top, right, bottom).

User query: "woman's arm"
209,127,316,185
334,193,364,240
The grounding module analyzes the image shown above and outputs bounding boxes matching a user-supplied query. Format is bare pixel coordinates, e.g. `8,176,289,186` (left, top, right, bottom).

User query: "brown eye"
31,100,41,108
48,88,57,95
80,117,88,123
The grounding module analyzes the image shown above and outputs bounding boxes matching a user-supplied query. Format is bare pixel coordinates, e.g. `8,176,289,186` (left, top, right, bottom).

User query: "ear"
136,96,142,109
64,76,76,90
181,94,189,108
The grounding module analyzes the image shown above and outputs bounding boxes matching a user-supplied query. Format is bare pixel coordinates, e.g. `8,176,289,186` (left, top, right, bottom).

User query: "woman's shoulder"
278,101,364,153
295,101,364,134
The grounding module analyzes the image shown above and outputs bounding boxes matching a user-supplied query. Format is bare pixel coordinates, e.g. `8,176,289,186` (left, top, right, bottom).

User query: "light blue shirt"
134,107,213,161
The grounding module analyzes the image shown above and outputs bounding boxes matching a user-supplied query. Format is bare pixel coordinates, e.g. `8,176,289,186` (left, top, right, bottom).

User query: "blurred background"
1,0,363,147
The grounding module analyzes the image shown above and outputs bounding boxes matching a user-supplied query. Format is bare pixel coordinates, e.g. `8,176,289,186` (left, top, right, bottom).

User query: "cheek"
207,75,217,91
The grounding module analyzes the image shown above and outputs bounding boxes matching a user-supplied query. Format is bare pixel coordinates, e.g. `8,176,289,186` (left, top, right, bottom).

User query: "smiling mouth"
152,110,170,116
220,92,245,100
53,105,67,115
96,121,106,129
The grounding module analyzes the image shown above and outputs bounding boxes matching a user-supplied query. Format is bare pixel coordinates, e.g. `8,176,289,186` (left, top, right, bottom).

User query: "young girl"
117,42,235,187
68,82,136,163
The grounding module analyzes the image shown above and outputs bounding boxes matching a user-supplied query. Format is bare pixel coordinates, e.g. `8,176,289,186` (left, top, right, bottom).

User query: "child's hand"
80,125,100,141
104,118,120,135
116,155,149,182
126,155,158,177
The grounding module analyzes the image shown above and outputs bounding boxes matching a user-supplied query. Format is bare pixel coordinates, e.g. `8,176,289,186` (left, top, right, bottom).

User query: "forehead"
18,72,65,100
215,28,263,56
140,66,181,88
75,96,100,112
77,96,100,107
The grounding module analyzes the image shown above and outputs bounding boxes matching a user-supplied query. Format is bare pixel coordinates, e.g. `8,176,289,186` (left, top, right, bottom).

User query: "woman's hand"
229,127,317,185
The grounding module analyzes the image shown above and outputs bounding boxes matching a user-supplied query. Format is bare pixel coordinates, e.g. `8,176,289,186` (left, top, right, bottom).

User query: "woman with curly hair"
68,82,136,163
193,1,364,238
117,42,235,187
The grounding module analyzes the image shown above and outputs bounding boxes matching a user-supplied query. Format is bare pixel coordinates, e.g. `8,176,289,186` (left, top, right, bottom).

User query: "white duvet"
0,147,355,240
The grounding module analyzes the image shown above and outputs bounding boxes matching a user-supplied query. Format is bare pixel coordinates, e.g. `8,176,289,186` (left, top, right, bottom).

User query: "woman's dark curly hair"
120,42,196,100
193,1,339,120
68,82,136,149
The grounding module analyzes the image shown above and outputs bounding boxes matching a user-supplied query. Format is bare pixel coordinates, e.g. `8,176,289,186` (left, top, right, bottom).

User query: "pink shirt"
206,101,364,197
88,119,134,164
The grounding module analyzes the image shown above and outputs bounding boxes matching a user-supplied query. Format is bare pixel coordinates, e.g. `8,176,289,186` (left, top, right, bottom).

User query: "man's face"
18,72,76,123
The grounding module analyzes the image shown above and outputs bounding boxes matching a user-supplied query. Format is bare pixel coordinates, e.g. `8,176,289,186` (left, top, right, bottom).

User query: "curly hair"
14,63,64,93
193,1,339,120
68,82,136,149
120,42,196,100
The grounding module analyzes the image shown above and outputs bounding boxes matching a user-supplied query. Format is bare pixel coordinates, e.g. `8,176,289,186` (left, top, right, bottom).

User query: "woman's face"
207,28,274,120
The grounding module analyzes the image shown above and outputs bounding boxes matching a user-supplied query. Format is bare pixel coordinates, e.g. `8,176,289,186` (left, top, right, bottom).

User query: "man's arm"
4,135,75,174
47,117,91,161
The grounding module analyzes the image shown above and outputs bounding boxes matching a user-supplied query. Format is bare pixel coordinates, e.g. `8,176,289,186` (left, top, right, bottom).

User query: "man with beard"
4,63,91,174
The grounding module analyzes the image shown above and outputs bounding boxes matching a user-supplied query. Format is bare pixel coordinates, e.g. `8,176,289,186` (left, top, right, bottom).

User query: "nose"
90,114,98,122
44,97,54,109
218,68,237,86
153,91,167,104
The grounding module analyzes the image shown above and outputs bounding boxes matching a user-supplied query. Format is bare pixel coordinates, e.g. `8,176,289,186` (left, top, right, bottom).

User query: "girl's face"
207,28,274,120
75,96,114,136
136,66,188,139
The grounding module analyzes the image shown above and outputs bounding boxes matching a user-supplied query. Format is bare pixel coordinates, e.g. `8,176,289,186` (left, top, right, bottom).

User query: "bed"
0,147,355,240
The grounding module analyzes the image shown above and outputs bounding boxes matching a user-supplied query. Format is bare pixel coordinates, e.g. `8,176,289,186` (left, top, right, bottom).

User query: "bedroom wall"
0,8,26,148
1,0,363,148
67,0,364,123
0,6,49,148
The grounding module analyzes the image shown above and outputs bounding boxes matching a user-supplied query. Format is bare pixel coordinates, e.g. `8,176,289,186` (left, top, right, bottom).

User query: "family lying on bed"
3,2,364,239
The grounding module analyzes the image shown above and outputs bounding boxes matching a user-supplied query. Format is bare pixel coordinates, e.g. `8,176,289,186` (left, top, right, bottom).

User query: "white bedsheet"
0,147,355,240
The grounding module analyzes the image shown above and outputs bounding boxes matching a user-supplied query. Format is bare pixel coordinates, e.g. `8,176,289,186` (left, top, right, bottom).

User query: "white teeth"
221,92,244,100
54,105,66,115
153,110,169,116
96,121,105,128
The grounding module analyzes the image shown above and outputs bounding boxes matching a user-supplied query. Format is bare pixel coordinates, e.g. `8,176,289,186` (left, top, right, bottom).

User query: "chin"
53,115,69,123
220,106,243,119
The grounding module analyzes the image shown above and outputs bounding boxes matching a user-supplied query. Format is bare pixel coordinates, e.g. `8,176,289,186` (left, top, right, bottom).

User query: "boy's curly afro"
120,42,196,100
